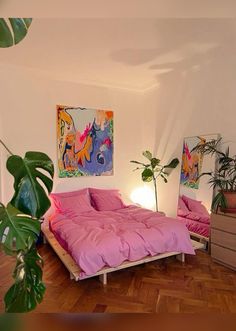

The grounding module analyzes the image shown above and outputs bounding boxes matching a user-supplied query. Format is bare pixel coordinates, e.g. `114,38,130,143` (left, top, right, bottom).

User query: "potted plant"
192,138,236,213
0,19,54,313
0,18,54,313
131,151,179,212
0,139,54,312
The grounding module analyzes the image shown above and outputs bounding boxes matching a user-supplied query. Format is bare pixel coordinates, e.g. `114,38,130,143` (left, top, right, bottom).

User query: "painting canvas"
57,105,113,177
180,136,206,189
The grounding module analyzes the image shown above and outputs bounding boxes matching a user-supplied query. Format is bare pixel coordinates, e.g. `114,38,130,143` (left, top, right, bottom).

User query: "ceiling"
0,18,236,91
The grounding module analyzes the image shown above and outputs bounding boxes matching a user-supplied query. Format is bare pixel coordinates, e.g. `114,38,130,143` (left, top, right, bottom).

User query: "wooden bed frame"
189,231,209,250
41,220,204,285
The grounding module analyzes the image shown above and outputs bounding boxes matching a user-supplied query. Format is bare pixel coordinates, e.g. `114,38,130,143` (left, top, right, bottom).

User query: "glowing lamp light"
130,185,155,210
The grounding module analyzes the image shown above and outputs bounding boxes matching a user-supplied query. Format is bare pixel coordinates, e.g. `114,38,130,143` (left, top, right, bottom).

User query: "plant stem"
0,139,14,156
153,176,158,212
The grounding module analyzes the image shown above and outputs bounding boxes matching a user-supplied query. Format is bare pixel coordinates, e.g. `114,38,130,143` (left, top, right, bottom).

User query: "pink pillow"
177,209,189,218
182,195,209,217
178,197,189,212
89,188,125,211
50,188,94,214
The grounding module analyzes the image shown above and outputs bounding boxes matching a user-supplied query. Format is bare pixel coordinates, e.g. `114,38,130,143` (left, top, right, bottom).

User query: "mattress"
49,205,195,278
177,216,209,238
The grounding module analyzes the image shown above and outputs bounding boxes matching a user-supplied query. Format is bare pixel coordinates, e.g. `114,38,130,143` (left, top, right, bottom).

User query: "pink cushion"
177,209,189,217
182,195,209,217
50,188,94,214
178,197,189,212
89,188,126,211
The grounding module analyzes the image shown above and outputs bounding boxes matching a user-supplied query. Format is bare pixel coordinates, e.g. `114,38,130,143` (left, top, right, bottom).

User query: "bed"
177,195,210,245
42,188,204,284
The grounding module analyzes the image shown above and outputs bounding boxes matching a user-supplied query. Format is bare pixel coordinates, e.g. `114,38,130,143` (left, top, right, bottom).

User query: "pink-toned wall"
0,64,145,205
1,37,236,217
143,46,236,215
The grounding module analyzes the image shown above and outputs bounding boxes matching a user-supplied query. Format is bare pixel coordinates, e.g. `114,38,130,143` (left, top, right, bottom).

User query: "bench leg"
99,273,107,285
176,253,185,263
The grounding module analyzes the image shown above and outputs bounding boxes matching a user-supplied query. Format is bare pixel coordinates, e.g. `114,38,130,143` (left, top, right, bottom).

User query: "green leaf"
7,152,54,219
9,18,28,45
164,158,179,169
160,174,168,183
0,18,32,48
191,137,224,157
23,18,33,29
196,171,212,181
211,191,227,213
130,160,146,166
142,168,153,182
4,245,45,313
151,157,160,169
0,203,40,252
0,19,13,47
225,146,230,158
142,150,152,161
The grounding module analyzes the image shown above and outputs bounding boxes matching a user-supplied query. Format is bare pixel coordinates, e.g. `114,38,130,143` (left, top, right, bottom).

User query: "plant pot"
220,190,236,213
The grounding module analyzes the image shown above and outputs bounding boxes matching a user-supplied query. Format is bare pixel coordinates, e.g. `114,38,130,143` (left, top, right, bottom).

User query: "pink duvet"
49,205,195,278
178,216,209,238
177,208,210,238
178,209,210,224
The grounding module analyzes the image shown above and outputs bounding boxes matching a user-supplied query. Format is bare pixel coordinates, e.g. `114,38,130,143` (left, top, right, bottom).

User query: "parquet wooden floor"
0,244,235,313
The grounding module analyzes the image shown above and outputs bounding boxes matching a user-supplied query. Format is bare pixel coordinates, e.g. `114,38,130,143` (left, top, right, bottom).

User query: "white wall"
0,64,144,205
1,26,236,218
143,39,236,216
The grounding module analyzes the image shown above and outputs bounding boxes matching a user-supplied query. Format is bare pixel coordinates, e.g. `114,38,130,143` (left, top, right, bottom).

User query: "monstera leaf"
7,152,54,219
0,203,40,252
0,18,32,48
4,245,45,312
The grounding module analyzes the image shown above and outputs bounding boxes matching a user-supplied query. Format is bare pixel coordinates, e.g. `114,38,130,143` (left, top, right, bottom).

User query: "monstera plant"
0,18,32,48
0,18,49,313
131,151,179,211
0,140,54,312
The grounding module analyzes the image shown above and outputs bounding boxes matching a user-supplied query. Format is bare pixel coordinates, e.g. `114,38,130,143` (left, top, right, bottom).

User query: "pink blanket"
177,208,210,238
49,206,195,278
178,209,210,224
177,216,209,238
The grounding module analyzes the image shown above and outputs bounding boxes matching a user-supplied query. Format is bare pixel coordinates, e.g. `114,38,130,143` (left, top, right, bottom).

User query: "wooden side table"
210,212,236,271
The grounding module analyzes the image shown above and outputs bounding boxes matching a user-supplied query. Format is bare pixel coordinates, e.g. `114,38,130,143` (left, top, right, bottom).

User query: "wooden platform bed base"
189,231,209,250
41,222,204,285
189,231,209,242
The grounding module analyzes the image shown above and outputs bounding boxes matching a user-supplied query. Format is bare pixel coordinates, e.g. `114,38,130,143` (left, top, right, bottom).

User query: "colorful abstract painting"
180,136,206,189
57,105,113,177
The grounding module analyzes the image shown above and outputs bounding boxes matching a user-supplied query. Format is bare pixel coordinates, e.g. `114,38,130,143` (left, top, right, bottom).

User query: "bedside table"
210,212,236,270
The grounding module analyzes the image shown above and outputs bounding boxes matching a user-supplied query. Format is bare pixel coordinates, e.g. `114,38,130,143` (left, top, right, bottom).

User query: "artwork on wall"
178,133,220,217
57,105,113,177
180,136,207,189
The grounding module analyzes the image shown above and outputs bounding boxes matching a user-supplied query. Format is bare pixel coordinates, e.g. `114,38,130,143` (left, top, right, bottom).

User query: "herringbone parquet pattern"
0,244,235,312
